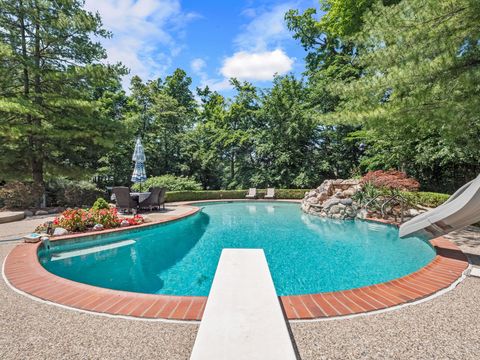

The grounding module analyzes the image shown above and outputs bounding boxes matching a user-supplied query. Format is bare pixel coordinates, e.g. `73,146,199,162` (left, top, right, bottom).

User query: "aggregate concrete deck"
1,221,479,359
0,214,55,241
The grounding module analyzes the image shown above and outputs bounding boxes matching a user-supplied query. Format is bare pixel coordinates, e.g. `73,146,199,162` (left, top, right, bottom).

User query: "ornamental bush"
53,209,93,232
0,181,43,209
403,191,450,208
63,181,105,207
132,175,202,192
46,178,104,207
361,170,420,192
91,197,110,211
90,208,122,229
53,207,144,232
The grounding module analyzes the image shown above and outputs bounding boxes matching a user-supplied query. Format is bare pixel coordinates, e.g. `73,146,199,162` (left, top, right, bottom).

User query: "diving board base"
190,249,296,360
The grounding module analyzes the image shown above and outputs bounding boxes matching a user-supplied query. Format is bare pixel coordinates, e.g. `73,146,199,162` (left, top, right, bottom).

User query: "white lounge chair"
264,188,275,199
246,188,257,199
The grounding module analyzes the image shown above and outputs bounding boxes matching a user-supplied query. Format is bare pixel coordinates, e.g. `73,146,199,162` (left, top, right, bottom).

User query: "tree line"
1,0,478,194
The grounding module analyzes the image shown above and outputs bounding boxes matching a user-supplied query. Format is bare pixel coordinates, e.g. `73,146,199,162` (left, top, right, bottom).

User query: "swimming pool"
38,201,435,296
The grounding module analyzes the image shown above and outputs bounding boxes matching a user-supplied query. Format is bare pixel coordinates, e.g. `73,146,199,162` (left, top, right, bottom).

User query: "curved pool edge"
3,204,469,321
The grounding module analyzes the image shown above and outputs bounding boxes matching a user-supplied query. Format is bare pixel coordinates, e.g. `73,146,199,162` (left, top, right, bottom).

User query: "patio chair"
112,187,138,213
264,188,275,199
158,187,166,210
246,188,257,199
139,187,163,211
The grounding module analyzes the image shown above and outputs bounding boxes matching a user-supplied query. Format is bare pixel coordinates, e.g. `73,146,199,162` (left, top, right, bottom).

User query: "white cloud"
190,58,206,73
84,0,197,89
241,8,257,18
190,58,233,92
201,3,296,87
203,78,232,92
221,49,293,81
235,3,294,51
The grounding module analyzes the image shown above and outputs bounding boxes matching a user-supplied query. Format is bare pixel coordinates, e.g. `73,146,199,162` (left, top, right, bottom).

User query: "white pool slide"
399,174,480,238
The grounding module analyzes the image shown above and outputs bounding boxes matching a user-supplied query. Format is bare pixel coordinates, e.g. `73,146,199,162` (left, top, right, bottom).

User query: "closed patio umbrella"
131,138,147,191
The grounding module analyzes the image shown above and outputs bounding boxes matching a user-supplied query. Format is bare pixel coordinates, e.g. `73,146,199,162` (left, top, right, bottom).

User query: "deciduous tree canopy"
1,0,478,195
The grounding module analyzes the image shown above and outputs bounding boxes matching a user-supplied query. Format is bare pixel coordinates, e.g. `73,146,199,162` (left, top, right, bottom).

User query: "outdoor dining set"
109,137,168,213
111,186,166,214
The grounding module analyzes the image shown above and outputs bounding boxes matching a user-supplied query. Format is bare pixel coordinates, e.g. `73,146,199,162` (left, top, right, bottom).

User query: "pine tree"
324,0,480,189
0,0,126,189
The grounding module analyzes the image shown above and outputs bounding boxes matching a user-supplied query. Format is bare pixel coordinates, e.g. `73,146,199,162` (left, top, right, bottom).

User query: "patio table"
110,192,151,203
129,192,151,203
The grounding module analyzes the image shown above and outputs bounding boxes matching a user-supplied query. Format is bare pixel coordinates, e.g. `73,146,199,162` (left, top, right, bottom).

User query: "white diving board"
190,249,297,360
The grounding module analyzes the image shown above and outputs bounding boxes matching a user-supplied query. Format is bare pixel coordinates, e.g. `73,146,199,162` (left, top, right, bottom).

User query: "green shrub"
46,178,104,207
63,181,104,207
45,178,69,206
165,189,308,202
132,175,202,192
0,181,43,209
275,189,308,199
91,198,110,211
166,190,246,202
403,191,450,208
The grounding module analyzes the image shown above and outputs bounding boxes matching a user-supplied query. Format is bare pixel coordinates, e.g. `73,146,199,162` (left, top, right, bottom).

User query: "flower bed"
36,207,145,235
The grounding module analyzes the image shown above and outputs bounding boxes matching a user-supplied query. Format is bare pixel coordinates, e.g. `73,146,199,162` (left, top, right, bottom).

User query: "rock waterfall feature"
301,179,361,220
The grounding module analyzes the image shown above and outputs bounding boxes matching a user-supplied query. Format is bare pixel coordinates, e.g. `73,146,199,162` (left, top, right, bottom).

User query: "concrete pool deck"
0,229,479,359
1,204,480,359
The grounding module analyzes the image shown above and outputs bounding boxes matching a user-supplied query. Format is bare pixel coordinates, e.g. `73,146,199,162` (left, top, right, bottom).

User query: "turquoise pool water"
38,202,435,296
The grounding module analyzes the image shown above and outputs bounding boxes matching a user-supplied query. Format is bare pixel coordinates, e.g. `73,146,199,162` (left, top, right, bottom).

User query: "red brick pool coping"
3,203,468,321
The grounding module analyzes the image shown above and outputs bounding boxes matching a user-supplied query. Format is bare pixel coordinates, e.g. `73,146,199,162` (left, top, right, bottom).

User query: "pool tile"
288,296,312,319
331,292,365,314
142,298,168,318
128,298,157,317
280,297,298,318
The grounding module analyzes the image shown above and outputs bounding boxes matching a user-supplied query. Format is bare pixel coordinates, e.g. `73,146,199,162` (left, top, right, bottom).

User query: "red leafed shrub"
361,170,420,192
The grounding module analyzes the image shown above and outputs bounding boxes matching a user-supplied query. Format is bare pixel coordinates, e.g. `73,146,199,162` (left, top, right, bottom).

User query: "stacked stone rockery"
301,179,362,220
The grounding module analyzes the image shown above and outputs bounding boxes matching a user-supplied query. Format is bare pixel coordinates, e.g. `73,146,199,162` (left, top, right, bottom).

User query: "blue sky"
85,0,320,96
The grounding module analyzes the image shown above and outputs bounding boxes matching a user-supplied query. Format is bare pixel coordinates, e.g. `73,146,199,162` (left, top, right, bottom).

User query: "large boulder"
93,224,104,231
301,179,361,220
24,210,34,217
53,227,68,236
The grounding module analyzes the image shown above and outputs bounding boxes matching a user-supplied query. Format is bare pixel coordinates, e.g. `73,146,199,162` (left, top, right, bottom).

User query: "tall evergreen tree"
0,0,126,188
325,0,480,190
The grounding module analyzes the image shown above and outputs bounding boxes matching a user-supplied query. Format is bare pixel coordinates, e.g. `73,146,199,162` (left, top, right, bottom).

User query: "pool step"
190,249,297,360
